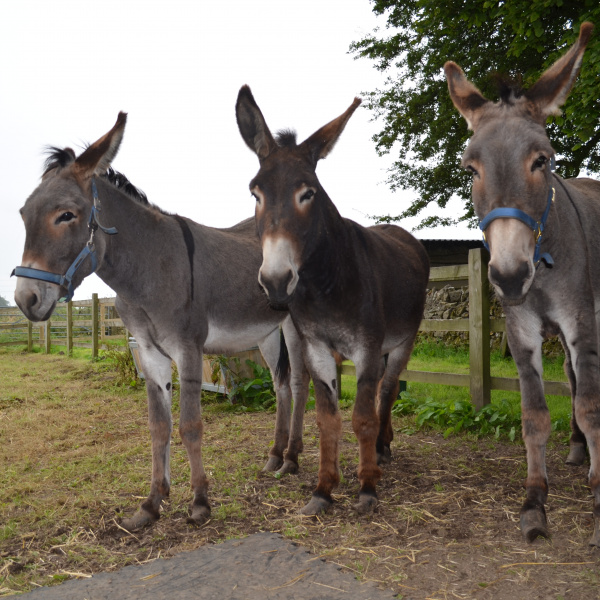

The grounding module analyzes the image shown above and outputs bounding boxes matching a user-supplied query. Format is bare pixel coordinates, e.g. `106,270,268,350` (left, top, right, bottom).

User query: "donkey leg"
376,343,413,465
259,329,291,473
122,345,173,532
561,340,587,466
352,359,382,514
178,355,210,525
507,318,551,541
280,318,310,475
300,343,341,515
574,394,600,547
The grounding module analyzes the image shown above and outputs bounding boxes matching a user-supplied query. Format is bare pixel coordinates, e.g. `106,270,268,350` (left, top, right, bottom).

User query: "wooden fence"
0,294,126,356
1,249,570,406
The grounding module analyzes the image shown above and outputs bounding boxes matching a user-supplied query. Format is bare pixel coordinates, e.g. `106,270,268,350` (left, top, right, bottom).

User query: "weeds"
393,393,524,440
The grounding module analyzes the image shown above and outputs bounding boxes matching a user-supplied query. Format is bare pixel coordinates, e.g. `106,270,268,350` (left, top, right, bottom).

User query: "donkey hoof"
565,444,586,466
263,456,284,472
121,508,158,532
276,459,299,476
520,508,549,543
300,494,332,516
187,504,210,526
377,447,392,465
354,492,378,514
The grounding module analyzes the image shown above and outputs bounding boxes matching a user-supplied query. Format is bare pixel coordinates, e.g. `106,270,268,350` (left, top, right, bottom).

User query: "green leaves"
393,394,524,440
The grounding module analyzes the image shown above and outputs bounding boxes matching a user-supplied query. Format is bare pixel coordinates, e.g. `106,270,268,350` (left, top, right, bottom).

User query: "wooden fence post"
67,300,73,356
92,293,99,358
27,321,33,352
468,248,491,409
44,320,51,354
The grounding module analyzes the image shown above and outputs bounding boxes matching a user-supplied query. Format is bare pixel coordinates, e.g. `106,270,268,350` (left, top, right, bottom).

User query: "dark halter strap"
11,178,118,302
478,158,556,267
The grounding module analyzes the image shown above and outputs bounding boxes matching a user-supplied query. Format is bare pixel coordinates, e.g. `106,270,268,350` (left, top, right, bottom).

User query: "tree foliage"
351,1,600,229
0,295,10,308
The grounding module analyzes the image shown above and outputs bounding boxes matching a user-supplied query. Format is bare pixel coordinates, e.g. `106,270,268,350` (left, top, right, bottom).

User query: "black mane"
492,73,525,104
42,146,160,210
104,167,148,205
43,146,76,175
275,129,297,148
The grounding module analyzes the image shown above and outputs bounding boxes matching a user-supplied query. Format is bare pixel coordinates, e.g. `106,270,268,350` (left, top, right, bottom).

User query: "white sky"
0,0,474,304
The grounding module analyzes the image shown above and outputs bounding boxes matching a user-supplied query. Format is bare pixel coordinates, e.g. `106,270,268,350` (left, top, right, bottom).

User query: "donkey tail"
275,327,291,387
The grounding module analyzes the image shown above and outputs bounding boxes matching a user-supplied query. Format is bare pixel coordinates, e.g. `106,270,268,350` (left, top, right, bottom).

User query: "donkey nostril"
27,293,39,310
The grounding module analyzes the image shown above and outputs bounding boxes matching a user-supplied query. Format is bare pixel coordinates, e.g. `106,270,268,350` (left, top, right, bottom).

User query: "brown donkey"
445,22,600,545
12,115,311,529
236,88,430,515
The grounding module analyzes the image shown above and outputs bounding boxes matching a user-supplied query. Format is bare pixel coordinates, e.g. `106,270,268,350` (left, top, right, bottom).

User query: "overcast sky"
0,0,474,304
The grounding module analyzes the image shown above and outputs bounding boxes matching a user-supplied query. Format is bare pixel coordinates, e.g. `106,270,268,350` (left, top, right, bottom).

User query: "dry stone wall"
423,285,563,357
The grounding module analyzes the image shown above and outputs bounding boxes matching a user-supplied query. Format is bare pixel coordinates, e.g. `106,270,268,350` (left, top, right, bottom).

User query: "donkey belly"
203,321,278,355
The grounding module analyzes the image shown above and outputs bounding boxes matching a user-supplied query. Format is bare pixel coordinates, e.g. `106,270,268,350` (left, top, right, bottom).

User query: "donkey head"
236,85,361,307
15,113,126,321
444,22,593,304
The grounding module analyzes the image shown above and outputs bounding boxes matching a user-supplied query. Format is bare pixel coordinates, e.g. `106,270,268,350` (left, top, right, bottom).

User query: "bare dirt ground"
3,403,599,600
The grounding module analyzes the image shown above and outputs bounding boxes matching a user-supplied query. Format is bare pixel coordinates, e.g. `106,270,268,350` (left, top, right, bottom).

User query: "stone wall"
423,285,563,357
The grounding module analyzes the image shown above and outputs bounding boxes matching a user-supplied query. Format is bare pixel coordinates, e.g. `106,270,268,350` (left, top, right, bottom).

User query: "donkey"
236,87,430,515
13,113,311,530
444,22,600,545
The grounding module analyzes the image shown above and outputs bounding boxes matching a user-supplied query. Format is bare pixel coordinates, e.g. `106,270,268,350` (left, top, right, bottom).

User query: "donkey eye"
465,165,479,177
300,189,315,202
55,211,76,224
532,155,547,171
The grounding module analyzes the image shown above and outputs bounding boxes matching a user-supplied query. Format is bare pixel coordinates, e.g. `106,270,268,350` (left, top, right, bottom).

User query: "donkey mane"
42,146,170,215
275,129,298,148
492,74,525,105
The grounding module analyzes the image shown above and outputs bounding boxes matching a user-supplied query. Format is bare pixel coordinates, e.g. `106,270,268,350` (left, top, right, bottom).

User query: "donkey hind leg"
570,364,600,546
259,327,292,473
510,325,551,542
279,318,310,475
561,336,587,466
300,342,342,516
376,342,413,465
122,345,173,532
178,353,210,525
352,354,383,514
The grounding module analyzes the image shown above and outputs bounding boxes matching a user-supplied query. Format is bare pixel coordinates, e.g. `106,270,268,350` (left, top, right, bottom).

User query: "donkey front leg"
178,355,210,525
122,345,173,531
508,319,551,542
300,343,341,516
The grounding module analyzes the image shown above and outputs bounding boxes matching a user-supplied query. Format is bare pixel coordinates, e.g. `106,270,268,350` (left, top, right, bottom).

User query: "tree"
350,1,600,229
0,295,10,308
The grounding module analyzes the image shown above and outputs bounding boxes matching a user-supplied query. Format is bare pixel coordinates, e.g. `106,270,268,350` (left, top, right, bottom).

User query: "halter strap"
479,174,556,267
11,177,118,302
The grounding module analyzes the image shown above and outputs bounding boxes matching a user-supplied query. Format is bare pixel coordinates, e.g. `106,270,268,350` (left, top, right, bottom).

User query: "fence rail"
1,249,571,406
0,294,126,355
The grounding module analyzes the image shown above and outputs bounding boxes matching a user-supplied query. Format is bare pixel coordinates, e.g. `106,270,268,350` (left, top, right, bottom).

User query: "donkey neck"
92,179,177,300
297,194,358,297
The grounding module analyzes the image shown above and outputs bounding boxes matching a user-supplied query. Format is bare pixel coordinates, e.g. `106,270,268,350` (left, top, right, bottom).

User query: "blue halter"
479,162,556,267
11,178,118,302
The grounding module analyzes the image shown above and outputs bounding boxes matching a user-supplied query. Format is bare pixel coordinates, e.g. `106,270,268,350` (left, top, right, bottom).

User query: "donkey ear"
300,97,362,165
524,22,593,122
73,112,127,179
236,85,277,161
444,62,489,131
